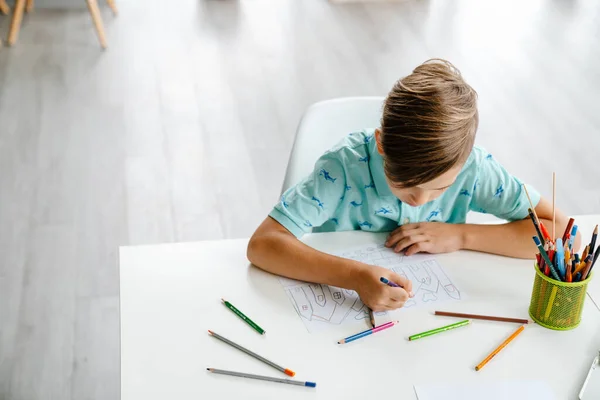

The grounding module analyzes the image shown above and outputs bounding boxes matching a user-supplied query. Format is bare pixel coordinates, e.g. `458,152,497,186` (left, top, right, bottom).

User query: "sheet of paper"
414,380,555,400
279,244,463,333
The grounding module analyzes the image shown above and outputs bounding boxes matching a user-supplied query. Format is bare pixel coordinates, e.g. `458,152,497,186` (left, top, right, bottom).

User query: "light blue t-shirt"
270,129,541,238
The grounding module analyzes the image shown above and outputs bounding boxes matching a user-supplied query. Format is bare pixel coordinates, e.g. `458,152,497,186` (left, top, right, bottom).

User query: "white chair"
281,96,385,194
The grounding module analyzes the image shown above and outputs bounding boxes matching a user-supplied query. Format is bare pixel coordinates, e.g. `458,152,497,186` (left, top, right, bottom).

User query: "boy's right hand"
353,265,414,311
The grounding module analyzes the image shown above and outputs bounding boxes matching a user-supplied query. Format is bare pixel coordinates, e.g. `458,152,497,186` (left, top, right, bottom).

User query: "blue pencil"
337,321,397,344
568,225,578,249
556,238,565,279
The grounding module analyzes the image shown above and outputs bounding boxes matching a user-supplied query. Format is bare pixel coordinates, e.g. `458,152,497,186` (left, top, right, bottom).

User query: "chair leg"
7,0,26,46
106,0,117,15
25,0,33,13
86,0,107,49
0,0,10,15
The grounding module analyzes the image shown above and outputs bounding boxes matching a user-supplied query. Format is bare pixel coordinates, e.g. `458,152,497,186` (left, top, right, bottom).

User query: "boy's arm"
247,217,413,311
460,197,581,258
388,197,581,259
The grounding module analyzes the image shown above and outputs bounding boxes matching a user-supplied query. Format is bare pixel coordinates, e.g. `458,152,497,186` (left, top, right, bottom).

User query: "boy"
247,59,578,312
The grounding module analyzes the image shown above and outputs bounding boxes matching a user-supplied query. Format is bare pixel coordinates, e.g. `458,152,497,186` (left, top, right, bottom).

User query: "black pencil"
528,208,545,246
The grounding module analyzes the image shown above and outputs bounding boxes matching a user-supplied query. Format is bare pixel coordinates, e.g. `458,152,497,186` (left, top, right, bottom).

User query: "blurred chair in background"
7,0,117,49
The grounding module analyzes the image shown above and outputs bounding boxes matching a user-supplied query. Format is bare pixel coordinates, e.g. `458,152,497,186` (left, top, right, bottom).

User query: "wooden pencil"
523,184,540,223
434,311,529,324
475,325,525,371
368,308,375,328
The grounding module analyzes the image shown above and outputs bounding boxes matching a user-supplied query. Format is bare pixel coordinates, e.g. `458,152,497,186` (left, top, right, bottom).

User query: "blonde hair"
380,59,478,187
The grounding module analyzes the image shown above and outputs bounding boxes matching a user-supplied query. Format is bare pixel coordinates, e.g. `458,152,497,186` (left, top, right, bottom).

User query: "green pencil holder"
529,264,592,330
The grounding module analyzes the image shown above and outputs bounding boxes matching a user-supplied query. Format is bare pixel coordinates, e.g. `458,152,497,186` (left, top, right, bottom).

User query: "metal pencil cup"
529,264,592,330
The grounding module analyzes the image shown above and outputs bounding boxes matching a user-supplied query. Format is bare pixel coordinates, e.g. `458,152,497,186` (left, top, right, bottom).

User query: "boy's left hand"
385,222,464,256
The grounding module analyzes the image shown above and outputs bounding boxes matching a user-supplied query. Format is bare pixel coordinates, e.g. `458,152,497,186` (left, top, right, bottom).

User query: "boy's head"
375,59,478,207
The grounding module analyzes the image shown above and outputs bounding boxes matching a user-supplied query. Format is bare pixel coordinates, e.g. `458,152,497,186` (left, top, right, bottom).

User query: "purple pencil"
380,276,403,288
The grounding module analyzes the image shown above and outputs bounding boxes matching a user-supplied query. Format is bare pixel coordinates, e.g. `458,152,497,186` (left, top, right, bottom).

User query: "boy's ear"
374,129,384,155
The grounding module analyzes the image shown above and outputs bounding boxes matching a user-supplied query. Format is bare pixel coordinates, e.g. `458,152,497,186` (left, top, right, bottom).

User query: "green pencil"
221,298,266,335
408,319,470,341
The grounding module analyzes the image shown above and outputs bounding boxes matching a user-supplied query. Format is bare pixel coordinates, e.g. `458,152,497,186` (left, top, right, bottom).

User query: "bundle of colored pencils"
525,180,598,283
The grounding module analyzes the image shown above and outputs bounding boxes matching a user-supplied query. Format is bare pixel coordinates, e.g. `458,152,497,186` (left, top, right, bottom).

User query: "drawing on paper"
280,243,463,333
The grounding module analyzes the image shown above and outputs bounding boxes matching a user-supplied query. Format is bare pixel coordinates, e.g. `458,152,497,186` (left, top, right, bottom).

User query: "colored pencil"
368,308,375,328
338,321,396,344
533,236,561,281
574,256,590,276
540,223,552,242
528,208,545,246
567,259,575,283
408,320,470,341
475,325,525,371
380,276,403,288
562,218,575,243
589,225,598,258
434,311,529,324
552,172,556,239
568,225,578,250
206,368,316,388
555,238,565,279
582,245,590,262
581,255,594,281
207,330,294,376
221,298,266,335
592,245,600,269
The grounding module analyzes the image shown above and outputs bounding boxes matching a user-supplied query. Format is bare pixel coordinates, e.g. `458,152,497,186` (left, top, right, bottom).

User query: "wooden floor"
1,0,600,398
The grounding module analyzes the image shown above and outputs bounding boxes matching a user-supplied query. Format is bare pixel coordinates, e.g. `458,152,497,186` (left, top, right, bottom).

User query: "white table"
120,221,600,400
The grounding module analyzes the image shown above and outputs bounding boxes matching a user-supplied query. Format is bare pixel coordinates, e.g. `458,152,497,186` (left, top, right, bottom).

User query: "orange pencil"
567,259,574,283
540,223,552,242
581,256,594,281
574,256,591,276
582,245,590,262
475,325,525,371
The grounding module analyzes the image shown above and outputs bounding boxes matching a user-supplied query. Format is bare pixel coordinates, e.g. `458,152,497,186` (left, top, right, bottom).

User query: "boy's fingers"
387,298,406,309
393,234,427,253
387,286,409,302
386,224,420,246
405,241,431,256
389,272,414,297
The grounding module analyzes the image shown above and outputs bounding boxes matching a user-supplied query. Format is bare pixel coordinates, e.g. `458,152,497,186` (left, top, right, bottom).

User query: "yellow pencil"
475,325,525,371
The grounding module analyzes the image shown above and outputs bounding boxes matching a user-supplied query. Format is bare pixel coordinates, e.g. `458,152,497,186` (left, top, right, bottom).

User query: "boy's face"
384,167,461,207
375,128,461,207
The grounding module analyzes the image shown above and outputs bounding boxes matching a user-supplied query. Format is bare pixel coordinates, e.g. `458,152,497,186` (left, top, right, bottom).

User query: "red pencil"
562,218,575,243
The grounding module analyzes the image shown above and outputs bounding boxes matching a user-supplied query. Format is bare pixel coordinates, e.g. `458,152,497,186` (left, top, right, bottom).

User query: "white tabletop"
120,220,600,400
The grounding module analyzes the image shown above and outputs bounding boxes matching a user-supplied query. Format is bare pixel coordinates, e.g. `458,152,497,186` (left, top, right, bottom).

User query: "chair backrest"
281,96,385,194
